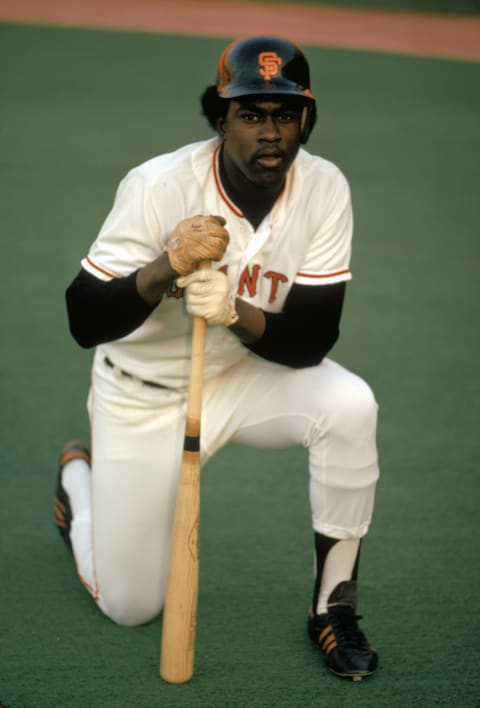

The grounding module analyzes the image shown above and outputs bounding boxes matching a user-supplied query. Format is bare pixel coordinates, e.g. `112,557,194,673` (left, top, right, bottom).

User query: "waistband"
104,356,169,390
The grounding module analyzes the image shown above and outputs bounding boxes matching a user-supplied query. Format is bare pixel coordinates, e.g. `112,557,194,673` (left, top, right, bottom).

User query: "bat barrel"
160,449,200,683
160,263,210,683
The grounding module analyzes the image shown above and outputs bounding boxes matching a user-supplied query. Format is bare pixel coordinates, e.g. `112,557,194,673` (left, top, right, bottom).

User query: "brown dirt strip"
0,0,479,62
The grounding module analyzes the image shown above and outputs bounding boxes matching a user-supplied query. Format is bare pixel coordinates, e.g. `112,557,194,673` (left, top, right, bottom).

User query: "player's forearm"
229,298,266,344
136,253,178,306
246,282,346,368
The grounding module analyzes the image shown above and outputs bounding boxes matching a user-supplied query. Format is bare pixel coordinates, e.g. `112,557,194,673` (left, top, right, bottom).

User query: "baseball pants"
70,349,379,626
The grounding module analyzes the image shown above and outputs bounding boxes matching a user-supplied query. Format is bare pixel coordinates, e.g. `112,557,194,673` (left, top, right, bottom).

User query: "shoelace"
329,606,369,650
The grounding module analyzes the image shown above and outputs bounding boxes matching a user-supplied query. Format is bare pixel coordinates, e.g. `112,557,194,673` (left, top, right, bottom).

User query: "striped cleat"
307,581,377,681
54,441,91,552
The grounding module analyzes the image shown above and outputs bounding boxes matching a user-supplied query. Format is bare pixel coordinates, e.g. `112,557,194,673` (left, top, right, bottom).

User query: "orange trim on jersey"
297,268,351,279
86,256,117,279
212,144,244,218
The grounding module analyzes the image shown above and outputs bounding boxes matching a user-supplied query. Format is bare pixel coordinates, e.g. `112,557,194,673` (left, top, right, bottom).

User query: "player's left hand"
177,269,239,327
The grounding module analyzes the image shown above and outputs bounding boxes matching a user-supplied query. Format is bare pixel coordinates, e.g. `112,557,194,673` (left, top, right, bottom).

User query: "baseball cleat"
54,440,91,552
307,580,378,681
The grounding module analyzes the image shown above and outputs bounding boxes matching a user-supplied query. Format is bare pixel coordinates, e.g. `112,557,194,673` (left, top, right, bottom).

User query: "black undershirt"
247,280,345,368
66,269,345,369
66,269,155,349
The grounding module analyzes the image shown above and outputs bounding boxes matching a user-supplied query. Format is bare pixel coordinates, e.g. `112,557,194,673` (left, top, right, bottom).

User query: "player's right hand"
165,215,229,276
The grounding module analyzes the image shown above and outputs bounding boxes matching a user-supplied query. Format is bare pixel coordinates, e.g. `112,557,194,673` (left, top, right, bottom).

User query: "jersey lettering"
166,264,288,304
238,264,261,297
264,270,288,303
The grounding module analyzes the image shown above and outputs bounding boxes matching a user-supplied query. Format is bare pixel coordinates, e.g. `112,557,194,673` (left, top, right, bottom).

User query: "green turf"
1,21,479,708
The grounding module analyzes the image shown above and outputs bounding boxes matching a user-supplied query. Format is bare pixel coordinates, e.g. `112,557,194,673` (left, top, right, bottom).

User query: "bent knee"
97,586,165,627
331,375,378,433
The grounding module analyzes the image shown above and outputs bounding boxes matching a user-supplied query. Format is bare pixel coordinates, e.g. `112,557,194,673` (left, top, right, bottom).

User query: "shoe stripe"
319,625,333,643
323,636,338,655
318,625,339,656
54,495,70,529
55,510,68,528
54,504,67,519
55,497,67,513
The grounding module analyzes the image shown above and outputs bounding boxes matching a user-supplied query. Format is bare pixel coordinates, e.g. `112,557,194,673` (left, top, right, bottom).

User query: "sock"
62,457,91,518
312,533,361,615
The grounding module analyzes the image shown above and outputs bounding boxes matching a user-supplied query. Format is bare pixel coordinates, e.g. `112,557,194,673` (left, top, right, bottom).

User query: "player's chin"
250,163,287,187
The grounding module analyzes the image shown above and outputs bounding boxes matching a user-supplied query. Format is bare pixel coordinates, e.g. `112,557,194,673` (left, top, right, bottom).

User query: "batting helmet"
216,36,315,103
201,36,317,143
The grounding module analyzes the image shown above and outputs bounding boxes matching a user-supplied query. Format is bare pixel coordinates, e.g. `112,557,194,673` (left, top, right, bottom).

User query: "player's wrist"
136,254,177,306
227,299,265,342
225,300,239,327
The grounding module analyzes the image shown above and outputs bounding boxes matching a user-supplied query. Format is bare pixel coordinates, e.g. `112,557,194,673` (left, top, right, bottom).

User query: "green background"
1,10,479,708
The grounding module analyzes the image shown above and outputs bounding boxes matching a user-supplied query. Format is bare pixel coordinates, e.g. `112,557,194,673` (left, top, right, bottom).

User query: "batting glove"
165,215,229,276
177,269,239,327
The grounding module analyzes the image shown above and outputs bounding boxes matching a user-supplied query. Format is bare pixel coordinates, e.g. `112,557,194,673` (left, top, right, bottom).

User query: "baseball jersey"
81,137,353,388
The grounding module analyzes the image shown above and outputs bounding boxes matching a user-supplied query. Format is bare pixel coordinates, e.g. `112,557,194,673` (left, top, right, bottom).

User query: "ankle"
312,534,361,615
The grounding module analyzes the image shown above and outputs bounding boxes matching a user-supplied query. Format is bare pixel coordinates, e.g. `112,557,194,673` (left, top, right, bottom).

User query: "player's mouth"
253,148,285,169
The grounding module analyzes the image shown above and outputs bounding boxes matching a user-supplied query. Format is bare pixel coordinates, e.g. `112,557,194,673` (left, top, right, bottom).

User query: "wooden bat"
160,262,210,684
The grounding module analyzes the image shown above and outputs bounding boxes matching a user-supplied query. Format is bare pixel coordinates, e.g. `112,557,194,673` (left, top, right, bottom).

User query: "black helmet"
201,36,317,143
216,36,315,102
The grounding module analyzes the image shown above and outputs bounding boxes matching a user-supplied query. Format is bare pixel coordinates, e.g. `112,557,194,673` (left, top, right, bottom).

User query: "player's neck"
219,149,284,231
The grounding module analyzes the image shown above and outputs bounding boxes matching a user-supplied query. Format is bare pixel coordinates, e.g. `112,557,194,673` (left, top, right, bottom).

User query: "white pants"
72,350,379,626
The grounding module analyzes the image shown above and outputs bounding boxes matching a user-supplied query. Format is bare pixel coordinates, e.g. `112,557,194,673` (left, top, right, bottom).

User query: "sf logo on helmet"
258,51,282,81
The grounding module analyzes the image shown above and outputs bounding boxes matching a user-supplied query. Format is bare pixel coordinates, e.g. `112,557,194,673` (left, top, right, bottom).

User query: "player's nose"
258,116,281,141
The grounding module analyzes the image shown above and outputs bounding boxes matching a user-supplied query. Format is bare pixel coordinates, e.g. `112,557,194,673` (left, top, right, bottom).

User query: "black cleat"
308,580,378,681
54,441,91,552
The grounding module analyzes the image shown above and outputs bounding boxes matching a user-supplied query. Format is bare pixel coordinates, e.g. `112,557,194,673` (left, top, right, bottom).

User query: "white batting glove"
177,269,239,327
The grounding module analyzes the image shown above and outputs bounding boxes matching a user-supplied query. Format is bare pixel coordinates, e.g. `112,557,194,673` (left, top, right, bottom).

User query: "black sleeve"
65,269,157,348
246,282,346,368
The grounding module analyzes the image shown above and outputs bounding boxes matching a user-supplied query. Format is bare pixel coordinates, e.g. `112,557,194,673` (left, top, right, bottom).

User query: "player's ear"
216,117,226,138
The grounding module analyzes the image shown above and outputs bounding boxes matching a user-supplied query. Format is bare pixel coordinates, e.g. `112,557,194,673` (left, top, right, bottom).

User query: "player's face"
218,97,304,189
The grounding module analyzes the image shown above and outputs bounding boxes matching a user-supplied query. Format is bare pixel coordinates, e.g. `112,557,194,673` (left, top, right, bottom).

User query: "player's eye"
240,111,261,123
276,111,297,123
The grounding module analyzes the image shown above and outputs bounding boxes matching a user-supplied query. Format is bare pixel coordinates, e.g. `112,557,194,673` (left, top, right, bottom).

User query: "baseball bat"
160,262,210,684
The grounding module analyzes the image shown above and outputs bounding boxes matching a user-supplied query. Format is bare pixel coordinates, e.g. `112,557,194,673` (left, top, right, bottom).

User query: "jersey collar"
212,144,245,218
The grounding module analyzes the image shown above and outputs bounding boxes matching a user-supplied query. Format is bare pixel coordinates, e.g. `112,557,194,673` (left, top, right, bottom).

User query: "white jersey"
82,137,353,388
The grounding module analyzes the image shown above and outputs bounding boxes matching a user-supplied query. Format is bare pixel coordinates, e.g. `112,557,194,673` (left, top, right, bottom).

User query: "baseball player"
55,36,380,681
